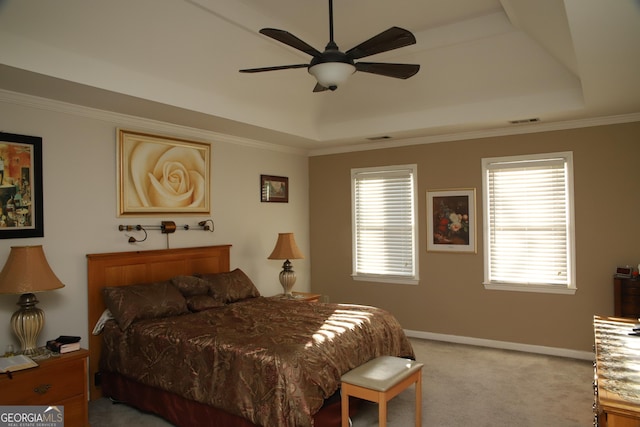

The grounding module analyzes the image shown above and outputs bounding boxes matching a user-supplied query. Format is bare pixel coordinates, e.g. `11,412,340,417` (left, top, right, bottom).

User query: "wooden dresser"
0,349,89,427
594,317,640,426
614,277,640,318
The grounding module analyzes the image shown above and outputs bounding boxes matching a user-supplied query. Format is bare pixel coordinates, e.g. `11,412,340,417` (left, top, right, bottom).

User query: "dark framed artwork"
427,188,476,253
0,132,44,239
261,175,288,203
117,129,211,215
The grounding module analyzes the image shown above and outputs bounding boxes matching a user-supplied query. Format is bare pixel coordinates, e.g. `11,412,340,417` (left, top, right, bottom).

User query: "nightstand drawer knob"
34,384,51,394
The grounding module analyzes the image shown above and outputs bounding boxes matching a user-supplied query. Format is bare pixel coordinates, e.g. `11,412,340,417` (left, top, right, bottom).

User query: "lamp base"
11,293,45,356
279,260,297,297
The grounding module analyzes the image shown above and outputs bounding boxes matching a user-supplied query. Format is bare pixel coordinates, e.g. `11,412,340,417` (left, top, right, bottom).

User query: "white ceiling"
0,0,639,153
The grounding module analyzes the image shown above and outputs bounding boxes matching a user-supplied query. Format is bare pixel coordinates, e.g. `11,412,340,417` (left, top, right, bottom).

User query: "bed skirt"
101,372,359,427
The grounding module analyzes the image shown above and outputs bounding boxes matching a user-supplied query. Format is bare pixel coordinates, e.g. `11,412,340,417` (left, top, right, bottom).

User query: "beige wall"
309,122,640,352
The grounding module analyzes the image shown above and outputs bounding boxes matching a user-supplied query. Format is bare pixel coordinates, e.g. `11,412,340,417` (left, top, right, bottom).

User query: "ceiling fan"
239,0,420,92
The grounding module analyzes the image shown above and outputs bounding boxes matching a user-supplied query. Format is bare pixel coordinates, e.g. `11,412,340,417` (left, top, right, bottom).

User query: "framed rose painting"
427,188,476,253
117,129,210,215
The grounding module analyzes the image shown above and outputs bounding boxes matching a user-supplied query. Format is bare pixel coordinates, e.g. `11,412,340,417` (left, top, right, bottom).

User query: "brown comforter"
101,296,414,427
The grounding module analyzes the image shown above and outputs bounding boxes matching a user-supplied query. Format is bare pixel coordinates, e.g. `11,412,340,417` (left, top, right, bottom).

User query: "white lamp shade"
309,62,356,89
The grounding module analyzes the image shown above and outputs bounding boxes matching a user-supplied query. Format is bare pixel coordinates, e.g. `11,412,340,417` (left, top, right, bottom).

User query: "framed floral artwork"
117,129,210,215
260,175,288,203
0,132,44,238
427,188,476,253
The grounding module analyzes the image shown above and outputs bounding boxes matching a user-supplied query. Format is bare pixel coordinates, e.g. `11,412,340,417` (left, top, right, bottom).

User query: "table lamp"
268,233,304,297
0,245,65,355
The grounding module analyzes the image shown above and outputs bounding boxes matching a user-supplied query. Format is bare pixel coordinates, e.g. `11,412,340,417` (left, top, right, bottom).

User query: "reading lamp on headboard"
118,219,214,243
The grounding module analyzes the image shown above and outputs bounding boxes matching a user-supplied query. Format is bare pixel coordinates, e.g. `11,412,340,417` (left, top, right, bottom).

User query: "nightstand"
613,277,640,318
276,291,322,302
0,348,89,427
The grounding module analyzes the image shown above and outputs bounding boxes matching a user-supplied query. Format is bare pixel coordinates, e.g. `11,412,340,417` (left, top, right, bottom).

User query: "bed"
87,245,415,427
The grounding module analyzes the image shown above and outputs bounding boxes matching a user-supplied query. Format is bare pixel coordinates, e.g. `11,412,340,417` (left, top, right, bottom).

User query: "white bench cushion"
341,356,424,392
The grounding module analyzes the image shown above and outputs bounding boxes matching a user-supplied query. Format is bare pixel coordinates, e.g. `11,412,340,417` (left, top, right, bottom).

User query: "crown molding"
309,112,640,156
0,89,308,156
3,88,638,158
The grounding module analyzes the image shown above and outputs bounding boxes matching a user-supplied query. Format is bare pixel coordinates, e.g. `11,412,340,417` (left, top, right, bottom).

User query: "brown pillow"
185,295,226,312
102,281,189,330
197,268,260,303
171,275,211,297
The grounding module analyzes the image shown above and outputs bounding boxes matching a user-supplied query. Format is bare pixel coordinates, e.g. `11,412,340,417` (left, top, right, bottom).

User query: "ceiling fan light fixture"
309,62,356,91
240,0,418,92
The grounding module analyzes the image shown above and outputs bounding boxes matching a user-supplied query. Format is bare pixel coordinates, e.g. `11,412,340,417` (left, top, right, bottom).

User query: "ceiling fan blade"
313,83,329,92
355,62,420,79
346,27,416,60
260,28,322,58
239,64,309,73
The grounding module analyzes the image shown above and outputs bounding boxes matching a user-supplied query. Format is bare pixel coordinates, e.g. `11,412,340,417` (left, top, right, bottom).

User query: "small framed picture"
261,175,288,203
427,188,476,253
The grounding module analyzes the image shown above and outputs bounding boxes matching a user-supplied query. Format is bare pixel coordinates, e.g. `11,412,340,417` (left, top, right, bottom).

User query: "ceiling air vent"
509,118,540,124
367,135,392,141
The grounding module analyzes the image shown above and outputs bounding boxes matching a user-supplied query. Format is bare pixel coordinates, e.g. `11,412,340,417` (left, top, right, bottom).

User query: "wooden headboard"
86,245,231,400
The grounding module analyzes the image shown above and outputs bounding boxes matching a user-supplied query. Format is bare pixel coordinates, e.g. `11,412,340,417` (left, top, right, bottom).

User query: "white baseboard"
404,329,593,361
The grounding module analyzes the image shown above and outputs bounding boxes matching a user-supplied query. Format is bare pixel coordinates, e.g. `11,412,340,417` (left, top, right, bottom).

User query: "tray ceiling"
0,0,638,152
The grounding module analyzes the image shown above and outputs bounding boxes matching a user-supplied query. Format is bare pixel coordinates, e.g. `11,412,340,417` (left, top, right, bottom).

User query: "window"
352,165,418,284
482,152,575,294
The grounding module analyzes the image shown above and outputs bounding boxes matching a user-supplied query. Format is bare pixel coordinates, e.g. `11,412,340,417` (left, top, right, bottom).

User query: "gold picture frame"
117,129,211,215
427,188,477,253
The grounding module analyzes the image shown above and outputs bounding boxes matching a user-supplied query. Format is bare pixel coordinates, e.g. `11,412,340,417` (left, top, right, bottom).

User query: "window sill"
483,282,576,295
353,275,419,286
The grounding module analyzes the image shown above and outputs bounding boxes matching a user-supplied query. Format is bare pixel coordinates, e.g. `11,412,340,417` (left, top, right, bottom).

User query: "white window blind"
483,153,575,290
352,165,417,282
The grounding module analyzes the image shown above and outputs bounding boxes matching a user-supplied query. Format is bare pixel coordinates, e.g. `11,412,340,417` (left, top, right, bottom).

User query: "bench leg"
379,395,387,427
416,370,422,427
341,392,349,427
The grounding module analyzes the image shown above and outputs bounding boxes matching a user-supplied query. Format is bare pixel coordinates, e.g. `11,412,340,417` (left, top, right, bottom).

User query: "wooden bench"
341,356,423,427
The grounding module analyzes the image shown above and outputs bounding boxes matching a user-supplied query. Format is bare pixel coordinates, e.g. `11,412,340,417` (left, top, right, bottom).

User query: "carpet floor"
89,338,594,426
